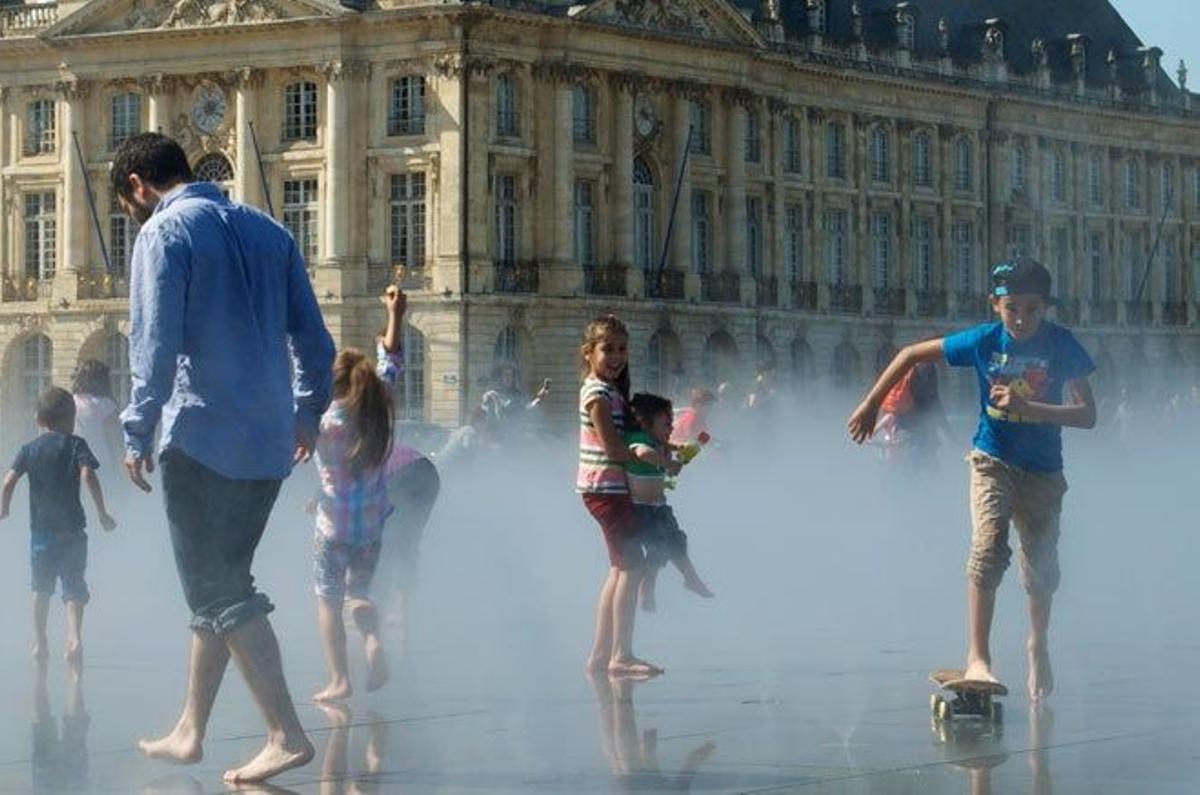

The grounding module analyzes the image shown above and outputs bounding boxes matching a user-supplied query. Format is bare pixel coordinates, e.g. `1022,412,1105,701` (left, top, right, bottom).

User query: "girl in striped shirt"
578,315,661,677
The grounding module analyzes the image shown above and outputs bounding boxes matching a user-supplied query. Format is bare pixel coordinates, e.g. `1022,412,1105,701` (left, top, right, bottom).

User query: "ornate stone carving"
320,60,371,83
597,0,722,39
983,20,1004,60
126,0,285,30
232,67,266,89
55,79,89,102
722,86,755,108
1178,60,1188,92
137,73,173,95
1031,38,1047,68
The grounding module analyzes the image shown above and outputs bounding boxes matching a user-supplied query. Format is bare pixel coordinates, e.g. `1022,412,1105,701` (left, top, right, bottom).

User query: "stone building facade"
0,0,1197,446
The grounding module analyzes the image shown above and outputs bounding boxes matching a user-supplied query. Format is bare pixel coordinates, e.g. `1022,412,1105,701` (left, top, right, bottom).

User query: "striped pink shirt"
576,377,629,494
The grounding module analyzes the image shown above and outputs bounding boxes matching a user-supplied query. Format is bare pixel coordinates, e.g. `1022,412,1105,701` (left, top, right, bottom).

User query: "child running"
626,393,714,613
1,387,117,664
578,315,661,677
848,258,1096,701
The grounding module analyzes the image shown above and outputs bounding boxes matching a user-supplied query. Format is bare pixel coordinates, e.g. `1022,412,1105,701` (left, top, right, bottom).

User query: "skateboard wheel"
936,700,954,721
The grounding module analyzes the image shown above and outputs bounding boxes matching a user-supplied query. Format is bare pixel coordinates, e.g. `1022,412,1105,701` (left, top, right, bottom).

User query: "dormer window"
807,0,825,35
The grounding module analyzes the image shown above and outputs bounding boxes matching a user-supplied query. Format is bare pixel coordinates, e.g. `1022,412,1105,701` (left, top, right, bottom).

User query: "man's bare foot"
222,736,315,784
364,636,389,692
138,728,203,765
64,638,83,664
32,638,48,662
683,577,715,599
1027,639,1054,702
312,679,352,703
608,656,664,677
962,658,1000,685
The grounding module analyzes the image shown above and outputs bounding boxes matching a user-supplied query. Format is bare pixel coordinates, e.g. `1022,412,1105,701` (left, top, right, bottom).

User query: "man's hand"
847,400,880,444
294,427,317,464
125,453,155,493
99,512,117,532
989,384,1030,415
385,285,407,317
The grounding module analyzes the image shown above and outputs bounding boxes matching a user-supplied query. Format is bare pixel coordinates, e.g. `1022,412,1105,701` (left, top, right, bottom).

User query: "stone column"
323,63,352,266
769,100,786,304
0,86,7,285
233,68,264,209
57,80,89,302
853,115,871,314
670,92,692,274
141,74,170,133
809,109,827,310
724,93,746,276
612,76,635,299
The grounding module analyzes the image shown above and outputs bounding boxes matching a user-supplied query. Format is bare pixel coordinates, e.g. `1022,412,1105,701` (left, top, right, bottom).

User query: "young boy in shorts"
848,258,1096,701
1,387,117,663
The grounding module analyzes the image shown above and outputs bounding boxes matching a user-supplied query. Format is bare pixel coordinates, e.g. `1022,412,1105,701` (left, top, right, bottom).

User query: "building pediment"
42,0,350,37
575,0,764,49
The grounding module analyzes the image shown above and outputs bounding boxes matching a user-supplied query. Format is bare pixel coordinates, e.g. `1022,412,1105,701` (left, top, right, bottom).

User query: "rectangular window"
572,85,595,145
870,212,891,286
745,110,761,164
746,196,763,275
1088,154,1104,206
825,209,848,284
1164,232,1179,301
283,82,318,142
1009,224,1033,258
1124,161,1141,209
1011,145,1027,191
1161,162,1175,209
1052,227,1070,297
870,129,890,183
495,174,518,266
110,93,142,150
691,190,711,273
496,75,519,137
955,138,974,192
109,196,138,278
282,178,319,265
826,122,846,179
574,179,595,267
913,216,933,290
1051,152,1066,202
785,202,802,281
389,173,426,270
1088,232,1105,301
1122,231,1143,298
25,100,55,156
400,324,426,421
784,117,802,174
688,100,711,155
953,221,974,293
24,192,56,280
913,134,932,188
388,76,426,136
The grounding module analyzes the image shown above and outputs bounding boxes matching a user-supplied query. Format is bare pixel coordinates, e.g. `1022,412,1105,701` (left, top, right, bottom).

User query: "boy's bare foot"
683,577,715,599
313,678,352,703
364,636,389,692
1027,639,1054,702
64,638,83,664
608,657,664,677
962,658,1000,685
138,728,203,765
222,735,314,784
32,638,48,663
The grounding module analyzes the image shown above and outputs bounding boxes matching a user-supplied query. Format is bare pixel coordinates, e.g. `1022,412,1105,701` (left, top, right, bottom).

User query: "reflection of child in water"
32,661,89,792
626,393,714,613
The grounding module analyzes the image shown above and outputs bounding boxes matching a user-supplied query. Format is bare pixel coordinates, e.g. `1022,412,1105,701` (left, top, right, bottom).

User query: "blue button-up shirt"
121,182,335,480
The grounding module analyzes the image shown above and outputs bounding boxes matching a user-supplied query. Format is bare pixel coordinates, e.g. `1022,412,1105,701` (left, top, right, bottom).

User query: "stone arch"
791,335,815,384
645,328,683,398
756,333,777,374
831,338,861,390
2,332,53,439
77,328,131,406
702,330,739,388
194,152,234,192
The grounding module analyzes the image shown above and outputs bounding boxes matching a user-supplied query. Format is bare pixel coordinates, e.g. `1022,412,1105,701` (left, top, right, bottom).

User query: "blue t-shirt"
11,432,100,540
943,322,1095,473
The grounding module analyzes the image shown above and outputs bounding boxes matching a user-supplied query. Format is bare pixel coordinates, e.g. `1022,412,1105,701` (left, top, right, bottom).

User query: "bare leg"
314,597,352,702
32,593,50,662
139,629,229,765
963,583,1000,684
671,555,714,599
587,569,619,672
349,599,388,692
609,568,662,676
221,616,315,783
315,702,350,795
639,569,659,613
1027,593,1054,702
64,600,85,663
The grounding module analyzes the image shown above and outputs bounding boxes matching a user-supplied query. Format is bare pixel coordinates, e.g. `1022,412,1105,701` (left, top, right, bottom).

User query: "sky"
1110,0,1199,89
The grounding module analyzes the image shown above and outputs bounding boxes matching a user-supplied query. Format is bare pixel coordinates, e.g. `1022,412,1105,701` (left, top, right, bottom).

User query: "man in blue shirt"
849,258,1096,704
114,133,334,784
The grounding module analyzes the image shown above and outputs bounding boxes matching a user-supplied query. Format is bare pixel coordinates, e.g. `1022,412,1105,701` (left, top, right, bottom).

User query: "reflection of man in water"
31,661,88,793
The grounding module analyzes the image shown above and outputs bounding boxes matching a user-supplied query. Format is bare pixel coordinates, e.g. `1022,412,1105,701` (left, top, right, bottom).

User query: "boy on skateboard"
848,258,1097,702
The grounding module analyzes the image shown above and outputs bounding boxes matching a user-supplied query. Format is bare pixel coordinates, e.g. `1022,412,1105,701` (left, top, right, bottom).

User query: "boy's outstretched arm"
848,339,946,443
381,286,407,354
0,470,19,520
81,467,117,531
991,376,1097,429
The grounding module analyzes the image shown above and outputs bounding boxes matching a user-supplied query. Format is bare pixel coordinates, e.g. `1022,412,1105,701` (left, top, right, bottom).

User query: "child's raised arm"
381,286,407,354
588,400,629,464
848,338,945,444
0,470,19,520
81,467,117,532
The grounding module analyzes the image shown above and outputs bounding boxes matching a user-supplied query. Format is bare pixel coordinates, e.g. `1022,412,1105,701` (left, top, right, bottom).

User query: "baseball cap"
990,257,1055,302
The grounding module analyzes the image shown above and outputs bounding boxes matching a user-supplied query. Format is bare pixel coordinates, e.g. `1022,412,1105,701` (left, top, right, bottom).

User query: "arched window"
399,324,426,421
646,330,682,396
870,126,890,183
105,333,131,407
22,334,53,412
495,74,518,137
955,137,974,191
831,339,860,390
633,157,656,270
912,132,932,187
791,337,814,383
702,331,738,387
194,153,234,197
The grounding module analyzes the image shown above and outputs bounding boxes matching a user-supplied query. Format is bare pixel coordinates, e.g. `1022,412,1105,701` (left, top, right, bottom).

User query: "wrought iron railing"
873,287,907,317
1,275,42,302
0,3,57,36
1125,300,1152,326
1162,302,1189,326
915,290,947,318
830,283,863,313
77,269,129,300
791,280,818,310
702,271,741,303
644,268,685,300
755,275,778,307
494,260,539,294
583,264,627,297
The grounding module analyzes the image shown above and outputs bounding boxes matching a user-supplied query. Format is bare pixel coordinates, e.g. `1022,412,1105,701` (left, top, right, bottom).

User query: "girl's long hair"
72,359,115,399
579,314,630,403
332,349,394,474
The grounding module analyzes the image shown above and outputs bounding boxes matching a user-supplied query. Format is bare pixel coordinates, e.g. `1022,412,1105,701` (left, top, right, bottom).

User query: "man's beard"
129,199,155,225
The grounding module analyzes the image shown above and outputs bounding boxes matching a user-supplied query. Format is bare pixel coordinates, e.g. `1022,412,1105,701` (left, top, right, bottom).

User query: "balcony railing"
791,280,818,310
701,271,741,303
915,290,947,318
1125,300,1152,326
77,269,129,300
1,3,57,36
1054,298,1080,325
367,263,431,292
956,293,991,320
1,275,42,302
1091,299,1118,325
644,268,685,301
494,260,539,294
583,264,627,297
873,287,906,317
755,275,778,307
1163,302,1189,327
830,283,863,314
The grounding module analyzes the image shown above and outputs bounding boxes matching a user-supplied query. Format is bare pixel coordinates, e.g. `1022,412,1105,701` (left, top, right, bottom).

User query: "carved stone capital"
721,86,756,108
137,73,174,95
806,107,826,124
766,96,788,115
231,67,266,90
55,79,89,102
610,70,642,93
320,60,371,83
532,60,597,85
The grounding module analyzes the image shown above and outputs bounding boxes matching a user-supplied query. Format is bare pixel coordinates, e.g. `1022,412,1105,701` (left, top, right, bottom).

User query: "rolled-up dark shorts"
161,449,282,635
633,503,688,570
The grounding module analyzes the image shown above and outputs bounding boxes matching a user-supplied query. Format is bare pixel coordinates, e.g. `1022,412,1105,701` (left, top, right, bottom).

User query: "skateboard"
929,669,1007,723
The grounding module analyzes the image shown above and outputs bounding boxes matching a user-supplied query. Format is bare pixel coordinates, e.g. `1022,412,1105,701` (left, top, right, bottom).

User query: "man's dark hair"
111,133,194,202
36,386,76,433
630,392,673,431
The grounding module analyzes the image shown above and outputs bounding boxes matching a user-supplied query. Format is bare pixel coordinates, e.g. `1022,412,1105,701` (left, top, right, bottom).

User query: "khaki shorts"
967,450,1068,596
